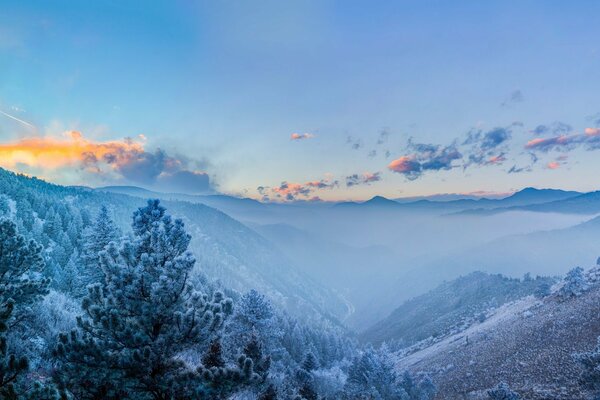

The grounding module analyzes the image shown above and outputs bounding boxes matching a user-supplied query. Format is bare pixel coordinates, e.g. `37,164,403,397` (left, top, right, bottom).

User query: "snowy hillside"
396,267,600,399
361,271,555,346
0,168,348,323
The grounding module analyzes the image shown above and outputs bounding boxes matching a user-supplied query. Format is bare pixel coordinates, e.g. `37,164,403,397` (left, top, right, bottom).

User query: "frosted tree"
78,205,120,294
295,352,318,400
0,219,50,397
573,336,600,390
55,200,239,399
487,382,521,400
241,329,271,383
343,347,435,400
224,289,282,361
558,267,587,300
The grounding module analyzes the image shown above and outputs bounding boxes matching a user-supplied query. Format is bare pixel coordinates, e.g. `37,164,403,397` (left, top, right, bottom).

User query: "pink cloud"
290,132,315,141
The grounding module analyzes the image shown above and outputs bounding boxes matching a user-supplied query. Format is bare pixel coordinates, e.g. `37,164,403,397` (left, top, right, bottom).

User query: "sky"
1,0,600,201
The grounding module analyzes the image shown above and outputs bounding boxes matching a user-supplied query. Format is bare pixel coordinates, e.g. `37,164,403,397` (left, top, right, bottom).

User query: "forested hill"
0,167,348,323
362,271,556,346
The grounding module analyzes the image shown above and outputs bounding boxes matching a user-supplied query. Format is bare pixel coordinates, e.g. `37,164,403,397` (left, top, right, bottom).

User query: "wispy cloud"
500,89,524,107
525,127,600,152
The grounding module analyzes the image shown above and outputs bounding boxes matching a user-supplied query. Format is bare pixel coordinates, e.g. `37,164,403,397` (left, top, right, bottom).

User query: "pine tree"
296,352,318,400
203,339,225,368
78,206,120,294
242,329,271,383
0,219,50,397
558,267,587,300
224,289,282,362
55,200,236,400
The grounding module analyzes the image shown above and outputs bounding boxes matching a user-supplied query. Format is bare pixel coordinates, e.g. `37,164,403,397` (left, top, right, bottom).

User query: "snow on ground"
395,281,600,399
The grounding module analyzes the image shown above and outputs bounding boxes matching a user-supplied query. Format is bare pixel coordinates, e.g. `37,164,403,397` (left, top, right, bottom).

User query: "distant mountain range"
335,187,583,213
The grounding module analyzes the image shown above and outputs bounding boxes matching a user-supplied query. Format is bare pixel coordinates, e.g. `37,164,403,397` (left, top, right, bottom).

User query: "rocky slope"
396,268,600,399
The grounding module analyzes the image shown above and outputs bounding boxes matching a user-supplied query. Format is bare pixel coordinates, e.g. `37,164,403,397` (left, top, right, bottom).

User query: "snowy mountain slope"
397,272,600,399
361,272,555,346
0,168,349,323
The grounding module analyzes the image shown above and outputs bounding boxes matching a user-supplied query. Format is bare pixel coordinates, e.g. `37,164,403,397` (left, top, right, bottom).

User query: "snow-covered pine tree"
296,352,318,400
242,329,271,383
55,200,239,400
78,205,120,294
558,266,588,300
203,338,226,369
0,219,50,397
343,347,435,400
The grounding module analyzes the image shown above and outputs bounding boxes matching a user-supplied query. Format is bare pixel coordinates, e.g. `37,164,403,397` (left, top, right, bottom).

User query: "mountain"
361,271,554,346
335,188,583,214
499,187,582,206
457,189,597,216
2,170,349,323
394,192,509,203
397,268,600,399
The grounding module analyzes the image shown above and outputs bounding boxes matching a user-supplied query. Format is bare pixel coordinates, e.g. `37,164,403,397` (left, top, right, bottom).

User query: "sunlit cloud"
525,128,600,152
0,131,211,193
388,140,462,180
290,132,315,140
547,161,561,169
346,171,382,187
257,178,338,201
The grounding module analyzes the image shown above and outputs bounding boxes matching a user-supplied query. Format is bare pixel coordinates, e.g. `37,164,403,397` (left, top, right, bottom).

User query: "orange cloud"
0,131,211,192
0,131,145,171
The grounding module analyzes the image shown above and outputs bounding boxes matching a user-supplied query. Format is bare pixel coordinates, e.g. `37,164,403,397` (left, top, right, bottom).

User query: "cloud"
0,131,211,192
376,129,390,145
508,164,530,174
346,136,362,150
258,178,339,201
388,141,462,180
547,161,561,170
530,121,572,136
463,127,513,167
525,133,584,152
586,112,600,127
157,170,210,193
501,89,524,107
345,172,382,187
290,132,315,140
585,127,600,137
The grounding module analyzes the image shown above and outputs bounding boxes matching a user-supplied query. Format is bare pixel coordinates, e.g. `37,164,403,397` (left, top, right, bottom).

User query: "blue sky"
1,1,600,201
